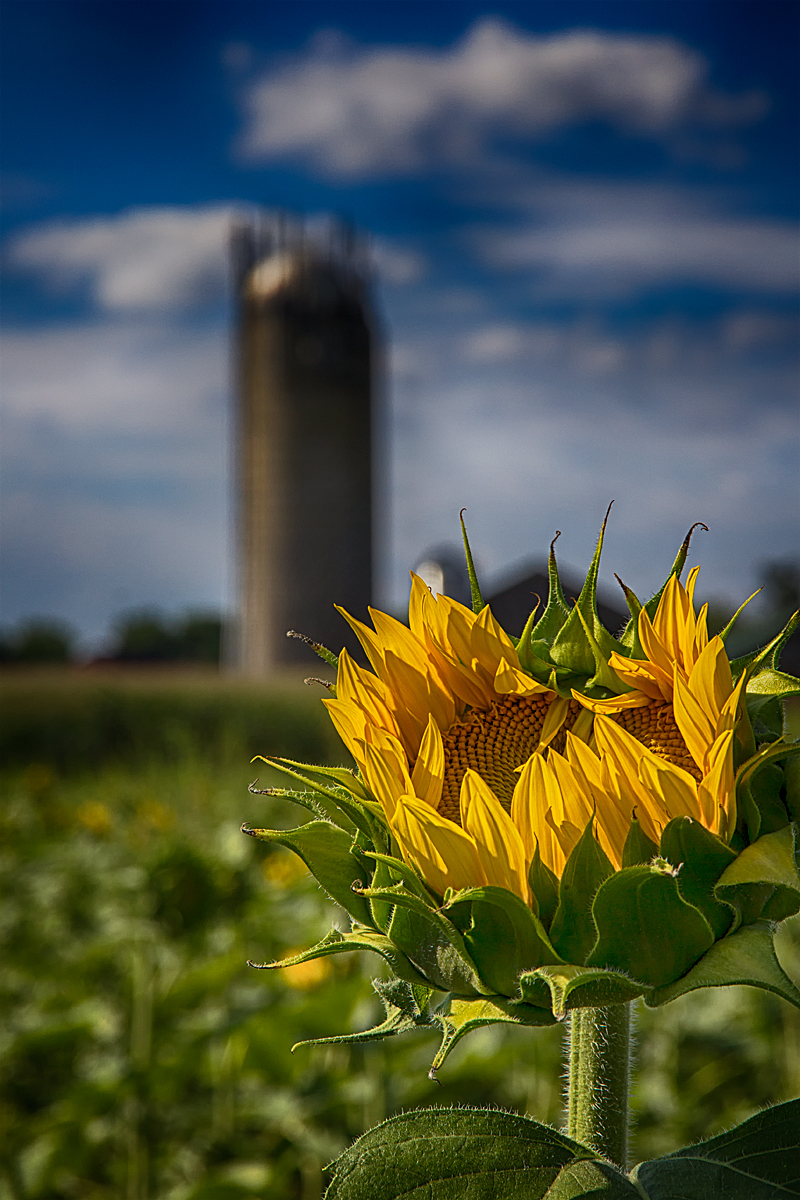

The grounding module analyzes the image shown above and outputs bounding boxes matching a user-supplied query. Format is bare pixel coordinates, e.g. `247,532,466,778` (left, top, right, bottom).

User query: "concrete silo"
231,216,376,675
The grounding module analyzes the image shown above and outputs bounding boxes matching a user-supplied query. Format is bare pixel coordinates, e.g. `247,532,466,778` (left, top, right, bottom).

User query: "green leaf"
249,923,434,988
622,816,658,868
325,1107,639,1199
442,886,562,997
244,821,372,925
294,977,435,1053
659,816,736,938
646,921,800,1010
587,863,714,988
519,964,646,1020
528,842,560,930
429,995,556,1076
631,1097,800,1199
550,819,614,964
715,823,800,927
360,850,437,933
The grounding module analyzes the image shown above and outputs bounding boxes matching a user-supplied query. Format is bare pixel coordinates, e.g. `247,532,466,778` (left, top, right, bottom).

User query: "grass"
1,669,798,1198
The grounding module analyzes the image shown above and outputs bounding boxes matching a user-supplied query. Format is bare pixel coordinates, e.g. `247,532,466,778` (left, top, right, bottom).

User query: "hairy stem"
567,1003,631,1169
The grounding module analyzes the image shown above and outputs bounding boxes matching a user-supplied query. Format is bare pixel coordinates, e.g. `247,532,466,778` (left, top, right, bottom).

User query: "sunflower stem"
566,1003,631,1169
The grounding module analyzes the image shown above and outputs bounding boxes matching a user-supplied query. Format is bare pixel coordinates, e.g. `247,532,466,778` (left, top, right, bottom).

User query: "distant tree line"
1,559,797,669
0,611,224,666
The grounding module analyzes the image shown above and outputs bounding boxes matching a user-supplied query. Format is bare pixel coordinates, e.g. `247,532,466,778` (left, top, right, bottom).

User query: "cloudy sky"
1,0,798,644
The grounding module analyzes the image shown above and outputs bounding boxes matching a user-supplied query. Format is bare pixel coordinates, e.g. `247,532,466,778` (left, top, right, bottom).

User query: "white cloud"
238,19,766,177
371,237,426,285
479,214,799,294
0,323,227,432
6,205,238,311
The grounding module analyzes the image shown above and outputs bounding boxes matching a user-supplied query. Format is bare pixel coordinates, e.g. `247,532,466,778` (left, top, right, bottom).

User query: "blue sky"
1,0,798,644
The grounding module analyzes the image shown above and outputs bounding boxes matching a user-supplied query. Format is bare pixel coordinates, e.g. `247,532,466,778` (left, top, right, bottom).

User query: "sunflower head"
246,513,800,1074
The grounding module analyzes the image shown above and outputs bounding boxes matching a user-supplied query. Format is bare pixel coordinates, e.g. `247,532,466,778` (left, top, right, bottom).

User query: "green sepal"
516,602,543,672
248,923,432,989
631,1096,800,1200
243,820,373,925
460,511,485,615
272,756,371,801
587,862,715,988
715,822,800,927
570,602,631,695
293,977,435,1052
528,842,560,929
518,964,646,1020
429,994,556,1076
441,886,562,997
659,816,736,938
252,754,379,837
622,815,659,867
549,506,623,678
247,784,344,825
353,881,490,995
730,610,800,681
786,756,800,822
619,522,707,649
646,921,800,1011
530,532,572,646
615,575,644,655
744,763,790,837
549,818,614,964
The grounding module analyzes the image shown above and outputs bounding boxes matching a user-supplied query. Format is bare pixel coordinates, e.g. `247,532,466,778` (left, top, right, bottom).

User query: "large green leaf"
550,819,614,964
442,885,562,997
587,863,714,987
631,1097,800,1199
244,821,372,925
325,1107,638,1199
646,920,800,1010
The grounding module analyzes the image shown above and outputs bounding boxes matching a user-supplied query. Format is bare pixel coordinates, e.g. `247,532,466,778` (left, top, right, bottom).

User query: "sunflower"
322,559,744,899
248,517,800,1066
575,570,745,841
326,573,583,824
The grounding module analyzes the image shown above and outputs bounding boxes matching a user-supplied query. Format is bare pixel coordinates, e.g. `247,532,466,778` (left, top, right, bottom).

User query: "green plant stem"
567,1003,631,1169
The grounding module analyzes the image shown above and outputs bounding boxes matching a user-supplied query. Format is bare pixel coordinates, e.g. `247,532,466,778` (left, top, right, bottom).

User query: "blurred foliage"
0,621,75,666
1,671,799,1198
109,611,224,664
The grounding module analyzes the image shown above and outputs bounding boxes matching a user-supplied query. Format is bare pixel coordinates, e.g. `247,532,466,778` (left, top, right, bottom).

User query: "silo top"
244,248,366,314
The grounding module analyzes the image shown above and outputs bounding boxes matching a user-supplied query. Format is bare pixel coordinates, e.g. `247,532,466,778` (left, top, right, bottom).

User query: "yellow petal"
411,714,445,809
698,729,736,838
460,769,530,901
470,606,521,678
322,698,369,773
637,753,702,824
389,793,486,895
362,731,412,809
494,657,552,698
672,669,716,771
573,686,653,714
687,636,734,728
606,653,670,702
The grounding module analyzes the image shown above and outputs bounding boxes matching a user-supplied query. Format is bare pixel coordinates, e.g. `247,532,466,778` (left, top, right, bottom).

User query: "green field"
2,670,799,1199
